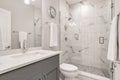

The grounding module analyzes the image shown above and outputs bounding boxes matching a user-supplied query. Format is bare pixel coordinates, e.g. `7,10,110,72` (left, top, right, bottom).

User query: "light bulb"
24,0,30,5
31,0,35,2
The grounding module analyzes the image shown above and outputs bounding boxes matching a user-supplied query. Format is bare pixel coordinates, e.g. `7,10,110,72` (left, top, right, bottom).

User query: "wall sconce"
24,0,30,5
31,0,35,2
24,0,35,5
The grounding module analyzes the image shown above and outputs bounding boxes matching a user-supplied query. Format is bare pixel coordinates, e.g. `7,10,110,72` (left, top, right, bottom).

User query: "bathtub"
60,70,110,80
78,70,110,80
69,63,111,80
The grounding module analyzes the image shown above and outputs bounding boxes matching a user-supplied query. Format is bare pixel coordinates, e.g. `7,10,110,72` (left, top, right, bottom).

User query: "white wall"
42,0,60,50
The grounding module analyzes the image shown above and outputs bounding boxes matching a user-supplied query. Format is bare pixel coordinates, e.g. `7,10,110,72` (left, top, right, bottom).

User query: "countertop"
0,50,61,75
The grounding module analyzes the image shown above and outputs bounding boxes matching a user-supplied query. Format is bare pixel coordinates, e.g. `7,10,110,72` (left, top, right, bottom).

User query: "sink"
9,50,53,59
10,52,43,59
10,50,49,59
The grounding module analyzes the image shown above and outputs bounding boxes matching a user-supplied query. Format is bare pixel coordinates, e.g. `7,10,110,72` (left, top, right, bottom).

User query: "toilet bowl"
60,63,78,80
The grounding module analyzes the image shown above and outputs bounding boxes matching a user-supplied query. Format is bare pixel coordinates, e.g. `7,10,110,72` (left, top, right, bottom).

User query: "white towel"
19,31,27,48
107,14,120,62
49,23,58,47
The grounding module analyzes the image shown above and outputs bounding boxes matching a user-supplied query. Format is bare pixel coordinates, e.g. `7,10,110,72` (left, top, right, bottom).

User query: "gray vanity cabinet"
0,55,59,80
45,68,59,80
29,68,59,80
29,73,44,80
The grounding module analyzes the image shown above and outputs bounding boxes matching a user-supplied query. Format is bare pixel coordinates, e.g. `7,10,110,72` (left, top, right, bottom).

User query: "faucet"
22,40,28,53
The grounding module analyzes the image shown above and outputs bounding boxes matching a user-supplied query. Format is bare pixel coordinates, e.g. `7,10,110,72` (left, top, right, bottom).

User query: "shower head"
68,17,72,21
79,1,84,4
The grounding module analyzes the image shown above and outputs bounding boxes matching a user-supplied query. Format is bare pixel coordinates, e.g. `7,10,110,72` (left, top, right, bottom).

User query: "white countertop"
0,50,61,74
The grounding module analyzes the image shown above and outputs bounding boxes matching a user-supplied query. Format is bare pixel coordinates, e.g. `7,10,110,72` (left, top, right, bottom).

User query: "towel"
49,23,58,47
19,31,27,48
107,14,120,62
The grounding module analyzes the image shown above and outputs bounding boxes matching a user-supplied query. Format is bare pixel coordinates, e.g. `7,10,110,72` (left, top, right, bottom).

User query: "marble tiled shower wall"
60,0,111,74
60,0,71,63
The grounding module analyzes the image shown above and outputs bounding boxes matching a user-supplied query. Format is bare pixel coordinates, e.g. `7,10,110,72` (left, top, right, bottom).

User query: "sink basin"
11,52,42,59
9,50,53,59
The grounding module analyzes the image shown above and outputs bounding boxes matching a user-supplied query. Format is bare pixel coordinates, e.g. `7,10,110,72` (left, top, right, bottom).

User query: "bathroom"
0,0,120,80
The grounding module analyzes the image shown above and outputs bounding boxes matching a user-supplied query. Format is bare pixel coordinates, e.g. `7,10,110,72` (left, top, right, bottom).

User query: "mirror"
0,0,42,50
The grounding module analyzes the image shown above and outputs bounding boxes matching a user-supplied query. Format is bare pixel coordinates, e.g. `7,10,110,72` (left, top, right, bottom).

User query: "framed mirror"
0,0,42,50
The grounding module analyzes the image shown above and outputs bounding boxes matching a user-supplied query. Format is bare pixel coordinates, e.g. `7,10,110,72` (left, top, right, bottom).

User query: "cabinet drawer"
46,68,59,80
28,73,44,80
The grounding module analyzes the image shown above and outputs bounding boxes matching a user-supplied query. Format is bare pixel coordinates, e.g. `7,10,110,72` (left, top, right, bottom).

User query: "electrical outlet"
99,37,104,44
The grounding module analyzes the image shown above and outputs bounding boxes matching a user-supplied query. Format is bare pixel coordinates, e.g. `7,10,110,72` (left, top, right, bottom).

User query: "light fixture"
24,0,35,5
24,0,30,5
31,0,35,2
81,5,89,13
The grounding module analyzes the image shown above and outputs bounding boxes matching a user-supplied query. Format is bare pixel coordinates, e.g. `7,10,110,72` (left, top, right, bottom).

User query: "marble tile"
60,0,111,78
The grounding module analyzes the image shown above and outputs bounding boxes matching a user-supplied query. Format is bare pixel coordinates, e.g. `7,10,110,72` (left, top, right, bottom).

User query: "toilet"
60,63,78,80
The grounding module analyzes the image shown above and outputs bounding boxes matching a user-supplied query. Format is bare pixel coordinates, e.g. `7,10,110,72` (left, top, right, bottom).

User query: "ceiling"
66,0,82,5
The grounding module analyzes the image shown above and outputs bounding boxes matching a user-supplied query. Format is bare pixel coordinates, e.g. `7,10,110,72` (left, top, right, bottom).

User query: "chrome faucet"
22,40,28,53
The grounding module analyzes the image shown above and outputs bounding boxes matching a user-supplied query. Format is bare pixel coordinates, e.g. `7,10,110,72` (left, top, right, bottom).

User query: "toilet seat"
60,63,78,72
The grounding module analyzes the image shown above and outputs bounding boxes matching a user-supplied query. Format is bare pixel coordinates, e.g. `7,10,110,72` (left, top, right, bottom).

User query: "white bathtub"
78,70,110,80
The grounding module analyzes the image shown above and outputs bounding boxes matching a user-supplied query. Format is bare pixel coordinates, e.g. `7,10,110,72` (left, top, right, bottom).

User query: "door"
0,8,11,50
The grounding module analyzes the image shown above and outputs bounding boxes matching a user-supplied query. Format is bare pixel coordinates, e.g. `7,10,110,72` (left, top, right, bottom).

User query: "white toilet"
60,63,78,80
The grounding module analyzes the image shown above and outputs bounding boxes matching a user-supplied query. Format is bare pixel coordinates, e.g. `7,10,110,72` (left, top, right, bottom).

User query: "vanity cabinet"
29,73,44,80
0,55,59,80
29,68,58,80
46,68,58,80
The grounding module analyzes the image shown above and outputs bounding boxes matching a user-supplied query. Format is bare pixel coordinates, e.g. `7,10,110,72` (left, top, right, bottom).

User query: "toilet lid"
60,63,78,72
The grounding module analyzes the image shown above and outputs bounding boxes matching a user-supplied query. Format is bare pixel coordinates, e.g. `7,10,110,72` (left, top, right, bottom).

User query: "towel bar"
12,31,31,35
